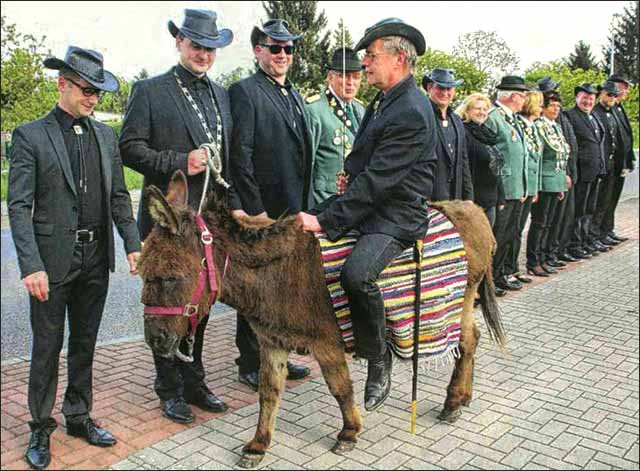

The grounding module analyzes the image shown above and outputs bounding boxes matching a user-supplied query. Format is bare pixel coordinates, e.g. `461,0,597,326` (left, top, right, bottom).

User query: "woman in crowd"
527,91,570,275
456,93,505,227
506,90,545,284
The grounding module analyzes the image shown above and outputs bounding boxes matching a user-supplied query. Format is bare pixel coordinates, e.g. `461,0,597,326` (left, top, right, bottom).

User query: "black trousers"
570,178,601,249
548,184,573,256
591,171,616,240
235,313,260,375
505,196,533,275
599,173,626,237
492,199,522,279
341,233,411,359
152,314,209,400
527,192,559,267
28,240,109,432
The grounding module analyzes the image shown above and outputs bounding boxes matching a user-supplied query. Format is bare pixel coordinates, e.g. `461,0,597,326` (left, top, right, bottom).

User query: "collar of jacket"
429,98,452,121
53,105,88,131
175,63,209,86
258,68,293,91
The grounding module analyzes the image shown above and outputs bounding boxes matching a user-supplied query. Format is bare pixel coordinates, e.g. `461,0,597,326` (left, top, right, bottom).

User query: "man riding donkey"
297,18,437,411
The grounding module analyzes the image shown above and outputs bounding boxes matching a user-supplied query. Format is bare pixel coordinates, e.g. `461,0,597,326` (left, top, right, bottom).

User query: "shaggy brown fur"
139,172,506,468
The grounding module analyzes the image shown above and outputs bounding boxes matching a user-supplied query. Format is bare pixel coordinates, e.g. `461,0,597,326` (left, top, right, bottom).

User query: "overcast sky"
2,1,629,80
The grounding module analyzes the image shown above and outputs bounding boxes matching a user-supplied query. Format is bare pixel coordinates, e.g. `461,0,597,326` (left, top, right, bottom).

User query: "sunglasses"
66,77,103,98
260,44,295,55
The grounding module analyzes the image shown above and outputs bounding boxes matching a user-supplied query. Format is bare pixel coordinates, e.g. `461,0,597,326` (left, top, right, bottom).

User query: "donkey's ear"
166,170,189,207
146,185,180,234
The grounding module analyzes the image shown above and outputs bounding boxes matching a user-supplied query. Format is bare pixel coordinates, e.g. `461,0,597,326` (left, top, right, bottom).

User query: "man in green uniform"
306,48,365,204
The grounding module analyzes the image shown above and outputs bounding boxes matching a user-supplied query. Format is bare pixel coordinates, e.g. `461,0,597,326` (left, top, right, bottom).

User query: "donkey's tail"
478,267,507,350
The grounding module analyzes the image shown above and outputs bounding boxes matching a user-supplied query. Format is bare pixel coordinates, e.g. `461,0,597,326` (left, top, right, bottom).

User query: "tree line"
1,1,638,132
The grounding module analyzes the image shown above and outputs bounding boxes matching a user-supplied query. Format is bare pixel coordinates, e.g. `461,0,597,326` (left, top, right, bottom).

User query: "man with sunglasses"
8,46,141,469
227,19,313,392
120,9,232,424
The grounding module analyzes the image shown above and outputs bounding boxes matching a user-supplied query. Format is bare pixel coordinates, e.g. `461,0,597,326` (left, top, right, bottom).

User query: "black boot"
364,347,393,412
25,429,51,469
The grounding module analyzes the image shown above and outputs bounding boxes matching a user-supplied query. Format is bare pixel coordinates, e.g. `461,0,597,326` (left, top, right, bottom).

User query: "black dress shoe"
541,263,558,274
495,287,507,297
504,276,523,290
527,265,549,277
287,361,311,380
513,272,533,283
238,371,259,392
583,245,599,256
364,348,393,411
66,418,116,447
160,397,195,424
25,429,51,469
600,236,620,246
609,233,628,242
558,252,579,262
546,259,567,268
592,241,611,252
185,389,229,413
568,249,588,260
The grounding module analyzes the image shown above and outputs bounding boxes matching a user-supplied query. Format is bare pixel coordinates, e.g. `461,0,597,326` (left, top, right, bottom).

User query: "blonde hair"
521,90,543,118
455,93,491,122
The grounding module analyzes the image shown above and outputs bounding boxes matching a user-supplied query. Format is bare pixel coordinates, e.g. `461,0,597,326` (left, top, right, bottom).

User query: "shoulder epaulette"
305,94,321,104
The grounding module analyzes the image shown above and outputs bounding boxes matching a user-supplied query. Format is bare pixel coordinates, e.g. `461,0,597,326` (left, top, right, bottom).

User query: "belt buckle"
75,229,93,243
183,303,198,317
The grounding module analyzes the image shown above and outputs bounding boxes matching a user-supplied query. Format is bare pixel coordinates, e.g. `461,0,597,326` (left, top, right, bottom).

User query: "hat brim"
250,25,301,48
327,62,363,73
354,23,425,56
44,56,119,92
574,86,597,95
608,76,632,86
423,76,464,88
168,21,233,49
496,84,530,92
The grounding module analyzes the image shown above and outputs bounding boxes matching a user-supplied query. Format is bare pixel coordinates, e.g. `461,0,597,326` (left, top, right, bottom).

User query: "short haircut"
381,36,417,70
252,31,268,48
59,67,80,81
543,91,562,108
455,93,492,122
496,90,518,101
521,90,543,118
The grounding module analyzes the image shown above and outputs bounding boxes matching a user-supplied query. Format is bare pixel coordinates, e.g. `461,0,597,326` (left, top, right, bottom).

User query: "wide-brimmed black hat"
598,81,620,96
574,83,598,96
250,19,301,48
326,48,362,72
354,18,425,56
168,9,233,49
536,76,560,92
496,75,529,92
44,46,119,92
422,68,464,89
607,74,633,86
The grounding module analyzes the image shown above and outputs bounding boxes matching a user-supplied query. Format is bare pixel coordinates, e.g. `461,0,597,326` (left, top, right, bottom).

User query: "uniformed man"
306,48,365,204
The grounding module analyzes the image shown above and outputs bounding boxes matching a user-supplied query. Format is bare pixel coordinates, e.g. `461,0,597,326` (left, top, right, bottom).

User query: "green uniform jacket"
519,115,542,196
485,104,528,200
535,117,569,193
305,87,365,204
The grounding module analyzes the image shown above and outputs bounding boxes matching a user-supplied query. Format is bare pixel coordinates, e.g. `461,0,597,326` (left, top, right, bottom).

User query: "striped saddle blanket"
318,208,468,363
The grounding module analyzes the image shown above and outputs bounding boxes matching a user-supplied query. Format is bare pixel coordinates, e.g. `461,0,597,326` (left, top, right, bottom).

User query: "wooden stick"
410,239,423,434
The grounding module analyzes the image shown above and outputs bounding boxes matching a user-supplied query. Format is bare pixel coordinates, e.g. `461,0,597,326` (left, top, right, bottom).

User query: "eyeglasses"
260,44,295,55
65,77,103,98
362,51,389,62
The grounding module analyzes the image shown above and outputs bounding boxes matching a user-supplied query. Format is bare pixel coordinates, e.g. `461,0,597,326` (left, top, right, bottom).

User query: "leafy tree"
1,16,58,130
602,1,638,80
452,30,519,90
94,76,131,115
415,48,488,104
565,40,598,71
215,66,251,89
261,1,331,94
133,68,150,82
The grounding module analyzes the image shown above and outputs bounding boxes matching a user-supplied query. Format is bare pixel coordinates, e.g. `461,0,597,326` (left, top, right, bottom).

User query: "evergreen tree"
602,1,638,80
330,18,354,51
566,40,598,71
261,1,331,94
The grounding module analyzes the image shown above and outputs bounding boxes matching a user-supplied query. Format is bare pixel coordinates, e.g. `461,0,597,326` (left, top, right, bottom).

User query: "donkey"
139,171,506,468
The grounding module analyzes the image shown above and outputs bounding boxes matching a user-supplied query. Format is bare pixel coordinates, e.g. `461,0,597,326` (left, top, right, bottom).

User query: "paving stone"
563,445,597,467
491,433,524,454
500,447,536,468
435,448,475,470
610,430,638,451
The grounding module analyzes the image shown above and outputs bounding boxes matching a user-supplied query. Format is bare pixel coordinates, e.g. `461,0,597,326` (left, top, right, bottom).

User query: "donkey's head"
138,171,212,360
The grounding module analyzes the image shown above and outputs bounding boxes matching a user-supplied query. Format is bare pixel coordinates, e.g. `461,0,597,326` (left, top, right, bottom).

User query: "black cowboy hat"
168,9,233,49
44,46,119,92
422,68,464,89
598,81,620,96
496,75,530,92
536,76,560,92
574,82,598,96
354,18,426,56
250,19,301,48
327,48,362,72
607,74,633,86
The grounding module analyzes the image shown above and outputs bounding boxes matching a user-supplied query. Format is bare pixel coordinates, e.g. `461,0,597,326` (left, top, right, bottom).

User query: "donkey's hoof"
332,440,356,455
438,408,462,423
238,452,265,469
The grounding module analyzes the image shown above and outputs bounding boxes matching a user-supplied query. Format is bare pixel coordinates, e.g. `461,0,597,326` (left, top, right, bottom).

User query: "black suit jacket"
592,103,618,173
8,109,141,283
119,68,234,239
565,106,606,183
612,103,636,172
431,105,473,201
318,76,437,241
557,111,578,182
228,71,313,218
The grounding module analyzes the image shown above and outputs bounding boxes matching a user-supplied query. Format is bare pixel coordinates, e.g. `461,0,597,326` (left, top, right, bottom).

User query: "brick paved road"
1,199,638,470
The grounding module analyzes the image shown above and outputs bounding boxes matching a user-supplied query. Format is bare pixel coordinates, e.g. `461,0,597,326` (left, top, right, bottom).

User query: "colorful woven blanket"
318,208,468,364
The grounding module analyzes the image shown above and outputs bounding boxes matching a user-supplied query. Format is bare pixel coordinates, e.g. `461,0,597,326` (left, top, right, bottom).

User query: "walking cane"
410,239,423,434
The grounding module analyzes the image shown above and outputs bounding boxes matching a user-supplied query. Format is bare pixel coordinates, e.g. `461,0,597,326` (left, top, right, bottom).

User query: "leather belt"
75,229,100,243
